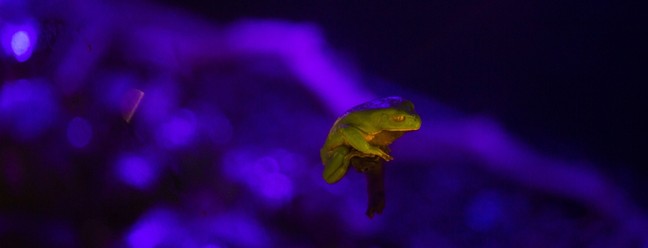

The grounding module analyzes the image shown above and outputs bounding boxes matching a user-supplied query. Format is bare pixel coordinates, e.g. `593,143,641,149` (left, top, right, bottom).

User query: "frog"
320,96,422,184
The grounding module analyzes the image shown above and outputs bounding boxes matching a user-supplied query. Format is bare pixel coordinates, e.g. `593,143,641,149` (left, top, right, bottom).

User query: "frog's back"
347,96,414,113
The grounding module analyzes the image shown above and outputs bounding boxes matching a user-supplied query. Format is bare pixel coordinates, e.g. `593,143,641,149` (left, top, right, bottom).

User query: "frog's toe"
324,176,340,184
381,154,393,161
323,162,350,184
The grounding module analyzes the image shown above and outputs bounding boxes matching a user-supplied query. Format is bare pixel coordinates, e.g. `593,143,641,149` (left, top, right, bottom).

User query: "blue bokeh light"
204,213,269,247
157,109,197,148
139,82,178,123
253,155,295,202
222,149,297,204
1,22,37,62
127,208,182,248
116,154,158,190
66,117,92,148
126,207,267,247
11,31,30,56
0,79,58,141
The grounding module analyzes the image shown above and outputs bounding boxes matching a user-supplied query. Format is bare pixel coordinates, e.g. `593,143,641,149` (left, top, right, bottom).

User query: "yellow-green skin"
320,96,422,184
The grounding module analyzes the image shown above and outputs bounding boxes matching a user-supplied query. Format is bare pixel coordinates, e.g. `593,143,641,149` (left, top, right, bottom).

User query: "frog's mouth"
391,127,420,132
393,116,421,131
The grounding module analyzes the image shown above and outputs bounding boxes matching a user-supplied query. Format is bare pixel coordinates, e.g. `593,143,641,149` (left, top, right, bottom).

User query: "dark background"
162,0,647,195
1,0,647,246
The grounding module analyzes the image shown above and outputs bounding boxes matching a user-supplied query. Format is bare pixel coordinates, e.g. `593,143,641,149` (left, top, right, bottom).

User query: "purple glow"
0,79,57,141
157,110,197,148
66,117,92,148
96,73,135,112
227,21,373,114
1,22,37,62
200,110,233,145
336,184,379,233
95,74,144,122
126,207,266,247
465,191,503,231
53,17,111,95
139,82,178,123
127,208,181,247
252,156,294,202
116,155,157,190
11,31,30,56
206,213,268,247
222,149,296,203
258,172,293,201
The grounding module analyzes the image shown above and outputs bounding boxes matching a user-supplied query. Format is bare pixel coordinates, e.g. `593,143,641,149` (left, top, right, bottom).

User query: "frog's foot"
365,146,392,161
374,150,393,162
348,150,377,159
380,153,394,162
349,148,392,162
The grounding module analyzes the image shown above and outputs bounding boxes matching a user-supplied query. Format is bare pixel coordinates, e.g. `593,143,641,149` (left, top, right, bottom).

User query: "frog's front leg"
339,126,393,161
322,146,352,184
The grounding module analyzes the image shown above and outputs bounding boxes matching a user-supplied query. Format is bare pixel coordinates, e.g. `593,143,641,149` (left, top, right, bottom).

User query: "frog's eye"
392,115,405,122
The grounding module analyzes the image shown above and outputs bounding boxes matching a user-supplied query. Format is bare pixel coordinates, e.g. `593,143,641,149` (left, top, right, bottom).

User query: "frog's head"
346,96,422,133
375,107,421,132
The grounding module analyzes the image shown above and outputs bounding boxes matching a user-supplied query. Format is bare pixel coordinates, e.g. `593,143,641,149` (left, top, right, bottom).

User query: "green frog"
320,96,421,218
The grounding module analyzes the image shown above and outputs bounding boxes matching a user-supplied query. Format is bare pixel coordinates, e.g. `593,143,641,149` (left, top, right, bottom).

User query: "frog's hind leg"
323,146,352,184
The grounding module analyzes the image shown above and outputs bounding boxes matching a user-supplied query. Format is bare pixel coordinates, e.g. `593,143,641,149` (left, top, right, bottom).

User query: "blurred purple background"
1,0,647,247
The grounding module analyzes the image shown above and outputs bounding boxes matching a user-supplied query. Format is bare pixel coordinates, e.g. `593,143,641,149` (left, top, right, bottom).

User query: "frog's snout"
410,114,422,130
